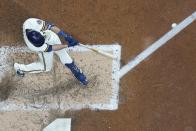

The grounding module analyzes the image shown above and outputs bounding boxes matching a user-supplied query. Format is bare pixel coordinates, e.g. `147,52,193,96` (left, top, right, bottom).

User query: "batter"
14,18,88,85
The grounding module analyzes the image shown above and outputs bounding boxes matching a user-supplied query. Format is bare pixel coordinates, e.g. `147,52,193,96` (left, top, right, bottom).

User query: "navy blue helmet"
26,29,45,47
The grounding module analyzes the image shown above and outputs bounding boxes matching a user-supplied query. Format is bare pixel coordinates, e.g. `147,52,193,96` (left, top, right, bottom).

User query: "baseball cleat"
65,61,88,86
14,63,20,71
76,70,89,85
16,69,25,77
14,63,25,77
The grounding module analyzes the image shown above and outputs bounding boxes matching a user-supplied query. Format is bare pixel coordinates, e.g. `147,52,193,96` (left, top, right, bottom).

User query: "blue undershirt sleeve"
44,44,52,52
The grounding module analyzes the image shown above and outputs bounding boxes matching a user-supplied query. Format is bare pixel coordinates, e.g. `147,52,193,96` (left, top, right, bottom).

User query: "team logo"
37,19,42,25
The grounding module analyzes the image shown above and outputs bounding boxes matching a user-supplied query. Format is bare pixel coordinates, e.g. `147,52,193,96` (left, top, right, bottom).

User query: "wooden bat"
79,43,117,59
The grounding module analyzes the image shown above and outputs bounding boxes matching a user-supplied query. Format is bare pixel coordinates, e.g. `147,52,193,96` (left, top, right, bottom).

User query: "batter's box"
0,44,121,111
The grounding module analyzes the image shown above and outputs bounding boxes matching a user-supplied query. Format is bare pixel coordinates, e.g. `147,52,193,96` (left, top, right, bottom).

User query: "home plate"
43,118,71,131
0,43,121,111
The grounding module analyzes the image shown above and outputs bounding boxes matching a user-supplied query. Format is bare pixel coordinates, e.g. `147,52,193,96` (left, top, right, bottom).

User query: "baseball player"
14,18,88,85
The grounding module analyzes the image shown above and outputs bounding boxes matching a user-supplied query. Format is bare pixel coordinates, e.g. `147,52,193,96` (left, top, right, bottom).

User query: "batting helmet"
26,29,45,47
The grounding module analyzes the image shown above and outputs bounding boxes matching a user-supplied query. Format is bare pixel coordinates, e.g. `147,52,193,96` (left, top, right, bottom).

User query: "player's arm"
39,43,67,52
33,43,65,52
44,21,79,47
51,44,68,51
50,26,60,33
52,26,79,47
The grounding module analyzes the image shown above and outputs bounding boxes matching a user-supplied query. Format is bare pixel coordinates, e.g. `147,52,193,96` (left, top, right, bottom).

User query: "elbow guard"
57,30,71,41
57,30,79,47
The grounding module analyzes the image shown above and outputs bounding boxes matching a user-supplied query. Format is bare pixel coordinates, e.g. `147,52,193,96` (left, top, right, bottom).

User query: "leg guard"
65,61,88,85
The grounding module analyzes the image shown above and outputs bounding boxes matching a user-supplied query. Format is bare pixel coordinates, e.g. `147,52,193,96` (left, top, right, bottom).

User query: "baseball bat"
79,43,117,59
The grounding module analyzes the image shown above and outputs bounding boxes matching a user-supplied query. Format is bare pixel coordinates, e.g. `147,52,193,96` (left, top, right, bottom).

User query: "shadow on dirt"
22,75,99,100
0,75,15,101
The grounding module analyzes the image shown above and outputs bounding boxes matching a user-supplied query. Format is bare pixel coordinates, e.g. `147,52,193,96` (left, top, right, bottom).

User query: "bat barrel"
79,44,116,59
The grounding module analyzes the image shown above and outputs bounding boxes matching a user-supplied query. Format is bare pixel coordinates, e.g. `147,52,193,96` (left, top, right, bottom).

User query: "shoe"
14,63,20,71
16,69,25,77
65,62,88,85
14,63,25,77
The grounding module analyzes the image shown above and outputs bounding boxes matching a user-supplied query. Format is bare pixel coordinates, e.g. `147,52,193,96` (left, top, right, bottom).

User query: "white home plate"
0,44,121,111
43,118,71,131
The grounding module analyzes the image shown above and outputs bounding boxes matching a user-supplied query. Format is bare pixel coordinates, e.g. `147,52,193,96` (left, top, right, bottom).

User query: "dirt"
0,0,196,131
0,75,14,101
5,50,113,109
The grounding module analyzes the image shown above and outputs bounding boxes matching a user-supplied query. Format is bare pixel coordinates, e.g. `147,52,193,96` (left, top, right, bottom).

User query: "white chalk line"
119,11,196,78
0,44,121,111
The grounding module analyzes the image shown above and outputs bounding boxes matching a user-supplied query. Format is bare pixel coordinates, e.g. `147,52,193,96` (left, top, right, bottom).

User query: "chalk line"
119,11,196,78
